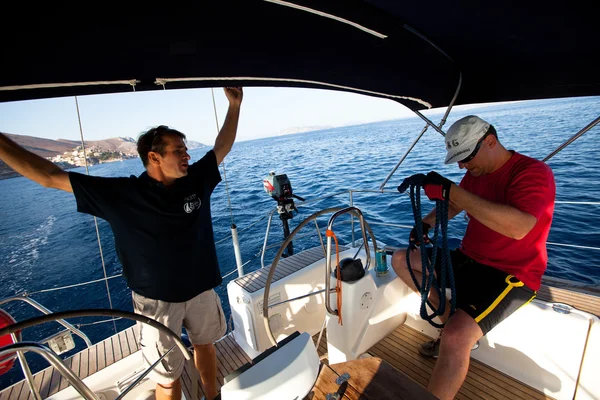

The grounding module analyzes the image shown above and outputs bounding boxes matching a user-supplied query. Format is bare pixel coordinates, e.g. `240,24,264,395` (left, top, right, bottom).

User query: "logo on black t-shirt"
183,194,202,213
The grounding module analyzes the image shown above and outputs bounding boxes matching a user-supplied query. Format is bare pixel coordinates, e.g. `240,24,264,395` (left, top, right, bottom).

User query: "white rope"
555,201,600,205
221,252,262,280
547,242,600,251
27,274,123,295
0,79,139,91
75,317,122,329
263,0,387,38
221,267,243,280
155,77,432,109
214,214,271,245
74,96,118,335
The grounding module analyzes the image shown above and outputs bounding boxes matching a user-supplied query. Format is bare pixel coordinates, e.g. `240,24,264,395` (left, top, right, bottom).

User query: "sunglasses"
458,134,488,164
147,126,171,151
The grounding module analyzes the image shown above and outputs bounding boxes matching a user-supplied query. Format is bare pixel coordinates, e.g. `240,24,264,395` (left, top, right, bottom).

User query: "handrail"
325,207,374,316
0,342,100,400
262,207,344,346
0,296,92,347
11,333,41,400
544,116,600,162
0,309,191,361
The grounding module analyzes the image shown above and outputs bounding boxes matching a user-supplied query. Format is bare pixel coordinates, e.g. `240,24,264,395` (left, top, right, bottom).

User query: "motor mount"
263,172,305,257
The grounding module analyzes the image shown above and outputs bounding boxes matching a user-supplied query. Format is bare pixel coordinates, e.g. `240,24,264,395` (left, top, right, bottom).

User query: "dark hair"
137,125,186,167
486,124,498,139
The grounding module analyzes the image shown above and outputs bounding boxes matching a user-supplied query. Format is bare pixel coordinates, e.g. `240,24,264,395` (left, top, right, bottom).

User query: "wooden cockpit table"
306,357,438,399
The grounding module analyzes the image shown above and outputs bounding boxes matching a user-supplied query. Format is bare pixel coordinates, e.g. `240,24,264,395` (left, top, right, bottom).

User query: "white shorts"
132,289,227,385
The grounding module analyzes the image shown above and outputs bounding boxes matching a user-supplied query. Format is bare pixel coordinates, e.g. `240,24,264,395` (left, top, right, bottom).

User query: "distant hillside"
4,133,137,156
279,126,333,135
5,133,80,159
187,140,205,150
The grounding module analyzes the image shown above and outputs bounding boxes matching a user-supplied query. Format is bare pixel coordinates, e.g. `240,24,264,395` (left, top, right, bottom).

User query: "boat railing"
0,342,99,400
3,192,598,338
0,308,186,400
0,296,92,347
252,188,600,276
5,192,598,302
324,207,373,315
0,296,93,400
257,188,404,270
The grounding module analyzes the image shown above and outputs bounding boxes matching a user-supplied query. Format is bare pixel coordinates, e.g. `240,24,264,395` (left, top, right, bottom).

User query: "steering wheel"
262,207,377,346
0,309,191,400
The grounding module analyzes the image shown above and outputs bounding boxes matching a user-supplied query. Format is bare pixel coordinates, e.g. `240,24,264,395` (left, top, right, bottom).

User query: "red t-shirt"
459,151,555,291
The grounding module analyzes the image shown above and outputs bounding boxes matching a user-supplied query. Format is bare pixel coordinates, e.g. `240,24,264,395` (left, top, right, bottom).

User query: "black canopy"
2,1,598,110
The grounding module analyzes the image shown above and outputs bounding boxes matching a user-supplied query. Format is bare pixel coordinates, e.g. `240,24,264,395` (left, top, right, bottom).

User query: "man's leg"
133,292,186,400
194,343,218,400
391,249,451,322
185,289,227,400
428,310,483,400
156,379,182,400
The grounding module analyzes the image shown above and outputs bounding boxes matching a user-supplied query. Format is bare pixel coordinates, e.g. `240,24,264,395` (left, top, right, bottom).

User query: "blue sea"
1,96,599,388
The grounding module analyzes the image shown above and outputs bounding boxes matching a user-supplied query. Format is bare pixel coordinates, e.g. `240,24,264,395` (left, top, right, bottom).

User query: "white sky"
0,87,497,144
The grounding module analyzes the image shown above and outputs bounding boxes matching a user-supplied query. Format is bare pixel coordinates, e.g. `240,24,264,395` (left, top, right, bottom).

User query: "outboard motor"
263,172,304,257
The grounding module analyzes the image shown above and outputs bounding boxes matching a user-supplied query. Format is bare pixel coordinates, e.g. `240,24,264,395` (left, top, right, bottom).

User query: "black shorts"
426,248,537,336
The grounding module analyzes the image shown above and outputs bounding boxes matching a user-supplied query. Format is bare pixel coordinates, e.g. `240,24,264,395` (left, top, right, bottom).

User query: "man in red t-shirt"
391,115,555,400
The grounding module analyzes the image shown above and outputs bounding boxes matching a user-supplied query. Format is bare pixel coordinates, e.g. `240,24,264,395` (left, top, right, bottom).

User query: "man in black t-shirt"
0,87,243,400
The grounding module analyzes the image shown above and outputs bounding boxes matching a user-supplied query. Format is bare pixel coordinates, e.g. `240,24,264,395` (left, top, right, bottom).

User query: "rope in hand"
326,229,343,325
399,174,456,328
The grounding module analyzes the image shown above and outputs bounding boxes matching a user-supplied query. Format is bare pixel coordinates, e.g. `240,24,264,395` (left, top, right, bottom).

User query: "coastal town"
49,145,137,168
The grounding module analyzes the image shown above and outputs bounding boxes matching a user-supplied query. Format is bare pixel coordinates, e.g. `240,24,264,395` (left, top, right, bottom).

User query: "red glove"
422,171,453,201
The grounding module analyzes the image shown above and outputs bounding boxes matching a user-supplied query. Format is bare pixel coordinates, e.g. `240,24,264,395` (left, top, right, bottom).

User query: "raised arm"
0,132,72,192
213,87,243,165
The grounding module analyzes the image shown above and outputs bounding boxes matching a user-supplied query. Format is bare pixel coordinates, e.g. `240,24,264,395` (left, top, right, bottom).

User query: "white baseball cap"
444,115,491,164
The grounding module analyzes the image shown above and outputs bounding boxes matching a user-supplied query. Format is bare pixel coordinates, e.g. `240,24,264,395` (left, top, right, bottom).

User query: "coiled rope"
404,179,456,328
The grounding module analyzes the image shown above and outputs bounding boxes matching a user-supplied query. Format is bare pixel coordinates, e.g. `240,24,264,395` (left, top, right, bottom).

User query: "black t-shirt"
69,150,222,302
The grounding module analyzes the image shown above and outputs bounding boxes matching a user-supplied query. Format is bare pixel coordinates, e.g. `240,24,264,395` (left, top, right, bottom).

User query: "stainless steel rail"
11,333,41,400
0,342,100,400
325,207,373,315
544,116,600,162
0,295,93,399
0,296,92,346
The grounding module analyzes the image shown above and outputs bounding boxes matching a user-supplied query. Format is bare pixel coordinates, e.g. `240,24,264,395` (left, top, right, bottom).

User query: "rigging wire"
74,96,118,335
18,184,600,300
75,317,122,329
211,88,236,226
211,88,244,276
26,275,123,296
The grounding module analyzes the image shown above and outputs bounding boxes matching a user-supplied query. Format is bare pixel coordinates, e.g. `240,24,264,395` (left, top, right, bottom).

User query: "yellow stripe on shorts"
475,275,524,323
